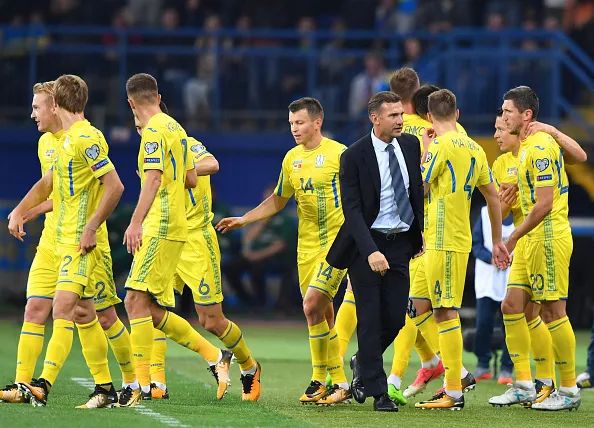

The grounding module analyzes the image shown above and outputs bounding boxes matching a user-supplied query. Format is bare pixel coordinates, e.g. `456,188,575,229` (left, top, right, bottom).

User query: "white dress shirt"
370,129,411,232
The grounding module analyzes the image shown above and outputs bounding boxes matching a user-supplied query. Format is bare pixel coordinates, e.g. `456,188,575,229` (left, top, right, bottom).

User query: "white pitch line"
71,377,191,428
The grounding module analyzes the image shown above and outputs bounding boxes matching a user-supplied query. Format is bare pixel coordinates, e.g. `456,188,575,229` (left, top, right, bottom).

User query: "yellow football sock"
415,330,437,363
413,311,441,356
15,321,45,383
327,326,347,384
157,311,220,364
218,321,255,372
40,319,74,385
547,316,576,388
308,320,329,383
130,316,154,389
150,328,167,385
438,318,463,393
503,313,531,382
77,317,112,386
335,290,357,359
391,315,417,378
527,316,554,382
105,317,136,385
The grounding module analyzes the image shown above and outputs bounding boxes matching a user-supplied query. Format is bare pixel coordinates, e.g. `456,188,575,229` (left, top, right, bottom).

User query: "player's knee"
500,297,519,315
125,290,149,316
412,299,432,316
24,298,52,324
540,301,566,323
73,303,95,324
302,300,324,324
97,309,116,330
52,301,76,321
524,302,541,322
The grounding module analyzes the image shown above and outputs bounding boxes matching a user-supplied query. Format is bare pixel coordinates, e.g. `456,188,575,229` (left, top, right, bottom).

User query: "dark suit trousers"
349,230,413,397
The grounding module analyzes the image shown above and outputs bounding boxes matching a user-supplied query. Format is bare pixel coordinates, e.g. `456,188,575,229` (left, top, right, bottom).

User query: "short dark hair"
503,86,539,120
496,107,503,117
126,73,159,105
368,91,402,115
412,84,440,118
389,67,420,103
54,75,88,114
288,97,324,120
427,89,457,121
159,100,169,115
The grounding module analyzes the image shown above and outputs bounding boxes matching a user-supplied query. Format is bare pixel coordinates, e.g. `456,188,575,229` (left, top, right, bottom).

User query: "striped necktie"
386,143,414,225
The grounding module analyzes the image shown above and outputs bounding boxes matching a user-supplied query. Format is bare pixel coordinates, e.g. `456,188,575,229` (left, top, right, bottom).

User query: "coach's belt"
372,229,403,241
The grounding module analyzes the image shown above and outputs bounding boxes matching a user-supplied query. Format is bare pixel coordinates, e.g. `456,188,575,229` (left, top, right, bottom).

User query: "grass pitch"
0,319,592,427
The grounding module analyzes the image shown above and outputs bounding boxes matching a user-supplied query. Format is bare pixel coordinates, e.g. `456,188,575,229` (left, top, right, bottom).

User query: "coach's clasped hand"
368,251,390,276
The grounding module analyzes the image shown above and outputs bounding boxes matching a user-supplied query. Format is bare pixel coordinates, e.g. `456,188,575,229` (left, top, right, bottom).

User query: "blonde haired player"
217,97,351,405
9,75,125,408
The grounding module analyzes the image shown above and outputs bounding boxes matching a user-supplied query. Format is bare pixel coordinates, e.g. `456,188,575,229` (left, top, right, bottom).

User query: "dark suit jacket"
327,132,424,269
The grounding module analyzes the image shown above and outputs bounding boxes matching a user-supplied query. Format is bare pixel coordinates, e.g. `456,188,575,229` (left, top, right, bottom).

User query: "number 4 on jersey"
300,177,314,193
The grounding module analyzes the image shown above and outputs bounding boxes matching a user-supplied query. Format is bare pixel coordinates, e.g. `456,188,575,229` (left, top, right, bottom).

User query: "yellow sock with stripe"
130,316,154,391
218,321,255,373
438,318,463,397
415,330,438,365
527,316,554,383
157,311,220,364
503,313,532,382
390,315,417,378
15,321,45,383
547,316,577,388
40,319,74,385
335,290,357,359
104,317,136,385
413,311,441,356
327,326,348,385
77,317,112,385
150,328,168,385
308,320,329,383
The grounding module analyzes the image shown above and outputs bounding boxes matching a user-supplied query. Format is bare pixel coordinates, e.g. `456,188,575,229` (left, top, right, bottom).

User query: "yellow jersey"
422,130,492,252
491,143,528,228
185,137,215,230
275,137,346,255
37,129,63,245
138,112,192,242
53,120,114,247
517,131,570,241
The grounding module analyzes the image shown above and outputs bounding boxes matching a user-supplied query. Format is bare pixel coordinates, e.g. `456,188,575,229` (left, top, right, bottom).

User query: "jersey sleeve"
531,144,557,188
476,152,493,187
274,153,295,198
192,141,213,163
78,135,115,179
140,128,165,172
421,140,445,184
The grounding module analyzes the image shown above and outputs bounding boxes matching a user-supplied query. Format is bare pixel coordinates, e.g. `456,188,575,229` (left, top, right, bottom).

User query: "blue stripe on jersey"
560,186,569,194
555,160,562,189
68,159,74,196
446,160,456,193
170,149,177,180
331,173,339,208
424,152,439,183
276,171,284,196
526,171,535,203
188,188,197,206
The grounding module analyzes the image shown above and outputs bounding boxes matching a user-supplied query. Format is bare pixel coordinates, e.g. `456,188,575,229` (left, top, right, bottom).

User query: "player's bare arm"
215,193,289,233
526,121,587,164
505,185,553,254
195,156,219,176
124,169,162,254
478,181,510,270
498,183,517,218
8,169,53,241
22,199,54,224
80,169,124,255
185,167,197,189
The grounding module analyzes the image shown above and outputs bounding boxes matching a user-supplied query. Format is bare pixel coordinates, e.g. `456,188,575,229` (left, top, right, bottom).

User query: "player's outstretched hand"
124,221,143,255
215,217,246,234
79,226,97,255
498,183,518,206
368,251,390,276
526,121,554,136
493,240,512,270
8,211,26,242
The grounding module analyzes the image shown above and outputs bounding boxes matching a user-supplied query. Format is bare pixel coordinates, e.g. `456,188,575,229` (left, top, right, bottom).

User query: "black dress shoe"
374,393,398,412
350,353,365,403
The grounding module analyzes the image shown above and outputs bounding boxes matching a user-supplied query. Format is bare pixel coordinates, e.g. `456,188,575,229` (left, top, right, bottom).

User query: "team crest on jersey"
293,160,302,169
85,144,100,160
191,144,205,153
507,167,517,176
425,152,433,163
535,158,549,172
145,142,159,155
45,149,55,159
315,154,325,168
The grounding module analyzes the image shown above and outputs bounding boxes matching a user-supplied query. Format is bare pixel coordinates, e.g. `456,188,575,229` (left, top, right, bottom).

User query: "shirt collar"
371,128,397,152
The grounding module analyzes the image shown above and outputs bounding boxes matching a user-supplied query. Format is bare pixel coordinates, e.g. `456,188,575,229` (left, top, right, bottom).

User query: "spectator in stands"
375,0,417,33
348,50,387,118
472,206,515,383
211,184,242,265
222,185,297,310
124,0,162,27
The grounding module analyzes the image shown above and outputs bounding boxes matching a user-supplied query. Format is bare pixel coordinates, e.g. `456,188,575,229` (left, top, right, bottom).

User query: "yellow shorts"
525,235,573,302
408,254,429,300
425,249,469,309
507,238,531,295
93,250,122,312
56,244,98,300
125,237,184,308
172,225,223,306
26,242,57,300
298,251,346,299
